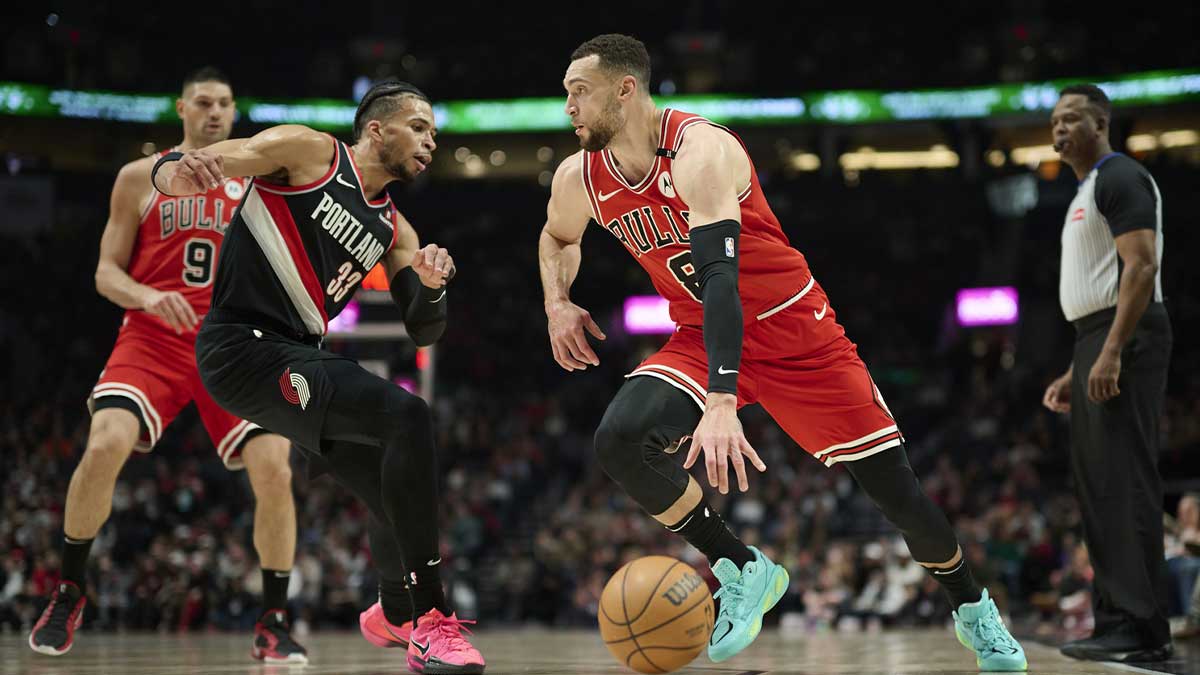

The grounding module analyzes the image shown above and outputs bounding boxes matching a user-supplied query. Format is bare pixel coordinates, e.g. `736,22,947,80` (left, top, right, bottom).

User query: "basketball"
598,556,714,674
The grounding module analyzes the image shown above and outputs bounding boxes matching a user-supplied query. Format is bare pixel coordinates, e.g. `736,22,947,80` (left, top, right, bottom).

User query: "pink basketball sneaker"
406,608,485,674
360,600,413,648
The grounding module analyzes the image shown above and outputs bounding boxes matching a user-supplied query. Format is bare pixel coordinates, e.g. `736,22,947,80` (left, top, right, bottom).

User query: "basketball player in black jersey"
152,82,484,674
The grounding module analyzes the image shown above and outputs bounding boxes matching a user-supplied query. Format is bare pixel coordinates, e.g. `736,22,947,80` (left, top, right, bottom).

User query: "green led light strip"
1,69,1196,133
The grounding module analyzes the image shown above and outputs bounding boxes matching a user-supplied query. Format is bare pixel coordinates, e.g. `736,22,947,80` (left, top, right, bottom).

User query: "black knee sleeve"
844,445,959,563
323,441,388,519
594,377,702,515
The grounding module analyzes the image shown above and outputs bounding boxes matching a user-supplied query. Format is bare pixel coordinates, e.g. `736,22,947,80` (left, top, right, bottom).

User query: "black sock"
930,558,983,607
380,578,414,625
61,536,93,591
261,569,290,613
376,395,446,617
407,567,447,617
668,502,753,568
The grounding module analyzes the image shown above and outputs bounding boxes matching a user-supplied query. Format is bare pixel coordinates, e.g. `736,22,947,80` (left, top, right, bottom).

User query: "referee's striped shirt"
1060,153,1164,322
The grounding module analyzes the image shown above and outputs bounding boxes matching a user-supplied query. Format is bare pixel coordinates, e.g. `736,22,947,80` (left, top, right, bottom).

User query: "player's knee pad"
594,377,701,514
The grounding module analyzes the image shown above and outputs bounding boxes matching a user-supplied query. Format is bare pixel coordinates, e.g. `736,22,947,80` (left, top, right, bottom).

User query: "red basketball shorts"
88,313,261,469
628,277,903,467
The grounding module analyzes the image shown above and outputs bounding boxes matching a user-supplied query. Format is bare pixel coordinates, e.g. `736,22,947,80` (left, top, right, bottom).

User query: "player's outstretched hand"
142,289,199,334
155,149,226,196
685,393,766,494
545,299,605,371
410,244,454,288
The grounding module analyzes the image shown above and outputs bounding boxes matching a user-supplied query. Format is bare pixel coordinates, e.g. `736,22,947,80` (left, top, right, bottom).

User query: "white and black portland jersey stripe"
209,137,398,337
1059,153,1164,322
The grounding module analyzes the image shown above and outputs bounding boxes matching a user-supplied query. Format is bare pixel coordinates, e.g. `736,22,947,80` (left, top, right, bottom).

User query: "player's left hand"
1087,349,1121,403
156,148,226,195
411,243,454,288
684,393,766,494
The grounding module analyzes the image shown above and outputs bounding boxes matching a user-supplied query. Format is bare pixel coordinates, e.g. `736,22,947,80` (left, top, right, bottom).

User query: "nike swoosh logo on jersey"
597,188,621,202
814,303,828,321
335,173,355,189
717,366,738,375
427,558,441,567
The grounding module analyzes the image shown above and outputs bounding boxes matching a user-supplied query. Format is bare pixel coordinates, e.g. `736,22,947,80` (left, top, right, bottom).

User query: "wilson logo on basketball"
279,368,311,410
660,572,704,606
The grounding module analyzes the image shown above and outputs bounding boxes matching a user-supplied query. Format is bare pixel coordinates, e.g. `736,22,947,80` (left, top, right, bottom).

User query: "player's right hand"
143,289,200,334
1042,371,1072,414
685,393,766,494
156,149,226,195
546,299,605,371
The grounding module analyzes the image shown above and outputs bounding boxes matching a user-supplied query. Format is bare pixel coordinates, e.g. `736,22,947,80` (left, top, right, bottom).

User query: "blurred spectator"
1168,495,1200,638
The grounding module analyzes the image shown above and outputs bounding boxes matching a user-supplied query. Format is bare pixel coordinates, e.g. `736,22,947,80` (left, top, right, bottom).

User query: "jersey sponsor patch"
658,172,676,198
224,180,244,200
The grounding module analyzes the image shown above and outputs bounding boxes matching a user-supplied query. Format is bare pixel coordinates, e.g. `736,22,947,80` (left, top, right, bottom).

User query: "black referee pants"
1070,302,1172,646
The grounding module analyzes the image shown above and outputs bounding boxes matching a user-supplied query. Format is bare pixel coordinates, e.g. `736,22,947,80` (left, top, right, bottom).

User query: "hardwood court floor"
2,629,1192,675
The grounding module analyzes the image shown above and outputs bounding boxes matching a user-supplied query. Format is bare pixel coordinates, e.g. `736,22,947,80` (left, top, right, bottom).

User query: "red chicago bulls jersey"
580,109,811,327
129,149,248,318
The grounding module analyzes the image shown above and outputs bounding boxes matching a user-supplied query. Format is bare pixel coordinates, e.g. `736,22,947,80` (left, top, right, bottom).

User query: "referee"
1043,84,1173,663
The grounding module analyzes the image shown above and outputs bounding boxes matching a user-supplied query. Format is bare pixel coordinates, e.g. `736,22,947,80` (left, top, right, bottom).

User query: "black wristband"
151,151,185,196
690,219,743,395
390,267,447,346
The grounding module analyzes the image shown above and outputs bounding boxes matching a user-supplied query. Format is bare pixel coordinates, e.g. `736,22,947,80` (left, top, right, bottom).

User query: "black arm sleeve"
389,267,447,347
689,219,743,395
1095,155,1158,237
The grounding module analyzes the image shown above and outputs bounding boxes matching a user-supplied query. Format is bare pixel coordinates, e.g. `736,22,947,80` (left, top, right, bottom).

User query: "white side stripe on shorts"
217,420,261,466
756,276,816,321
92,383,164,445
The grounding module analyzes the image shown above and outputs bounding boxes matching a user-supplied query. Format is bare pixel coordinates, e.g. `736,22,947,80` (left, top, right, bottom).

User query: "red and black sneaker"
29,581,87,656
252,609,309,664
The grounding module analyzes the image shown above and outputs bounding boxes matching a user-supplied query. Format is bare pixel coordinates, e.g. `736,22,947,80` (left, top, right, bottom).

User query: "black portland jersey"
210,136,397,335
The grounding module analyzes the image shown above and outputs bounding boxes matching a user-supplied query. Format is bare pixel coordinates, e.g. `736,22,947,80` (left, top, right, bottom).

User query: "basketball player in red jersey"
539,35,1027,671
29,68,307,664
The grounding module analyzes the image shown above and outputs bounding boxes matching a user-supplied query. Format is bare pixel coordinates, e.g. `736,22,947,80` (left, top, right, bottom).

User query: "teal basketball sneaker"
707,546,789,663
953,588,1028,671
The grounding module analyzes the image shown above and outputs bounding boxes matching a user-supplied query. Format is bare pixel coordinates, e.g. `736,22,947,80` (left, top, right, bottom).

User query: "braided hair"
353,80,430,141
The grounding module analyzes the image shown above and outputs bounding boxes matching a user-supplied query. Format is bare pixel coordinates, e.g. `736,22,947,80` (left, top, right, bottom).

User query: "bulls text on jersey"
159,197,234,238
603,206,692,257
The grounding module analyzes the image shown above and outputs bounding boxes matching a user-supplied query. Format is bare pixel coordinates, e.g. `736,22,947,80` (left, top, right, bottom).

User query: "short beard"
580,96,623,152
380,143,417,183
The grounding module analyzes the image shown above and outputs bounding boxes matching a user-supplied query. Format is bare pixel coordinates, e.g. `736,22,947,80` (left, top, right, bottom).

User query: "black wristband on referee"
151,151,185,196
689,219,743,395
